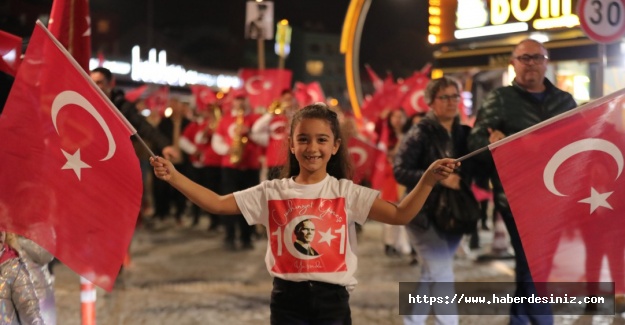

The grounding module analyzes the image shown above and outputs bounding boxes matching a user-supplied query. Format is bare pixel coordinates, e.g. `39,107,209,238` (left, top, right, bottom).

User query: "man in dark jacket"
468,39,577,325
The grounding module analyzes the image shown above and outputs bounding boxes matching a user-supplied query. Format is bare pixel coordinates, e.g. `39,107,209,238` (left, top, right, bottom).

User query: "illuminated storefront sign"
430,0,580,43
131,46,241,88
89,46,241,89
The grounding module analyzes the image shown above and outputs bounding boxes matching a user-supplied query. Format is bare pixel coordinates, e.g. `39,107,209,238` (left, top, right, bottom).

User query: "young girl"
0,231,45,324
151,103,458,324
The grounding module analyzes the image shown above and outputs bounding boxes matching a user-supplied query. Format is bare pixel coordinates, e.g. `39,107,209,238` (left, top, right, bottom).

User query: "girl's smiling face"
289,118,340,180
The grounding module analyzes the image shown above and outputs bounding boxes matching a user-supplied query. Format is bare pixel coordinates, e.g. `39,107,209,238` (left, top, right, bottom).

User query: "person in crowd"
211,91,264,250
468,167,494,250
468,38,577,325
153,97,192,225
251,89,299,180
401,112,427,134
393,77,473,325
293,219,319,256
375,109,412,260
90,67,178,268
0,231,45,324
151,103,458,324
179,103,224,230
399,111,427,264
17,236,56,325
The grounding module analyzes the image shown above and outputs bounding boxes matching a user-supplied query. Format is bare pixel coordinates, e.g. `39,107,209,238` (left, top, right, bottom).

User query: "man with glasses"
468,39,576,325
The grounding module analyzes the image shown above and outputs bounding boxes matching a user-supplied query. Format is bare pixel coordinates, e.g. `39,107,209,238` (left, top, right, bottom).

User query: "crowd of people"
0,37,601,325
145,38,585,325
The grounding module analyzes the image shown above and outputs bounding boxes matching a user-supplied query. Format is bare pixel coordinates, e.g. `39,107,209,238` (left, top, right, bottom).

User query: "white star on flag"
578,187,613,214
318,228,337,247
61,149,91,180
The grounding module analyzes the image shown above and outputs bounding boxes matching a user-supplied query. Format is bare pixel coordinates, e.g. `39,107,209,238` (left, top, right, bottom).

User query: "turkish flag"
490,90,625,293
0,22,142,291
364,64,383,92
361,81,400,121
293,81,325,107
399,72,430,116
145,86,169,115
190,85,216,111
48,0,91,72
124,84,148,103
347,136,382,184
239,68,292,109
0,30,22,76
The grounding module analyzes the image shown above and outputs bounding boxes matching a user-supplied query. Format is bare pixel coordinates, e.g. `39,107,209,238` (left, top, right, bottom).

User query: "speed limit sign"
578,0,625,43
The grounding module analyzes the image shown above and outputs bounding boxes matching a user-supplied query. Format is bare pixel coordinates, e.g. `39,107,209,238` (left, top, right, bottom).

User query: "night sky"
3,0,432,78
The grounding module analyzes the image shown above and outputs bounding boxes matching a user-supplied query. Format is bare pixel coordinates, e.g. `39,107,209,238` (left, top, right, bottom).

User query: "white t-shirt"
233,174,379,290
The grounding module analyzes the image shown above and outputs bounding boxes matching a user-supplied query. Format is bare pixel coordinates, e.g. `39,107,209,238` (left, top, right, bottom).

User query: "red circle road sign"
578,0,625,43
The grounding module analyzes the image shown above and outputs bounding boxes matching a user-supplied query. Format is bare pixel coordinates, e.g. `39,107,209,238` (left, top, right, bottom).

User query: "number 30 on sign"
578,0,625,43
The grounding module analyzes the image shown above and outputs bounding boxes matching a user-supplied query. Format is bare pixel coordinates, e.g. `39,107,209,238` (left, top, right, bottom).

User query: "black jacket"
467,78,577,211
394,112,472,213
110,88,171,154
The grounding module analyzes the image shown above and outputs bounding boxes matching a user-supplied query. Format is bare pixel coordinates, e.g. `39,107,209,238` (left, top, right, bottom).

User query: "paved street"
52,219,622,324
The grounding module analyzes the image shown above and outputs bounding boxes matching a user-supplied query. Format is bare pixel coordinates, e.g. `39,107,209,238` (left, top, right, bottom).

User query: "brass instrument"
267,100,282,115
229,108,248,165
208,104,222,130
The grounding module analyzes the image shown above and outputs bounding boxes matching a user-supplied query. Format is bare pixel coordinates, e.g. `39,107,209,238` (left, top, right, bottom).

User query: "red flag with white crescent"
48,0,91,72
365,64,383,92
145,86,169,115
239,68,292,109
0,22,141,291
190,84,216,111
0,30,22,76
124,84,148,103
294,81,325,107
490,90,625,293
347,136,382,184
399,72,430,116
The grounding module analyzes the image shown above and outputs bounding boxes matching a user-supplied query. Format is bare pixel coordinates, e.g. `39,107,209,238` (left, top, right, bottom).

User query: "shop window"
555,61,590,102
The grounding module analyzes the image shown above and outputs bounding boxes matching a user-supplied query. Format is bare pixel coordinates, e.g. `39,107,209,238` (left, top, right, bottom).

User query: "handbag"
428,182,481,235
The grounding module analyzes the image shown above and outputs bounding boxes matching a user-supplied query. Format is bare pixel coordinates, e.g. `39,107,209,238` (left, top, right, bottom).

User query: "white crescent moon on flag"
269,121,287,140
245,76,263,95
543,138,623,196
348,147,367,167
410,90,424,110
51,90,116,161
283,215,322,260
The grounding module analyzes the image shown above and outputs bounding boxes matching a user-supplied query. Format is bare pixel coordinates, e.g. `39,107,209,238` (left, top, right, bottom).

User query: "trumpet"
229,108,248,165
267,100,283,115
208,104,222,130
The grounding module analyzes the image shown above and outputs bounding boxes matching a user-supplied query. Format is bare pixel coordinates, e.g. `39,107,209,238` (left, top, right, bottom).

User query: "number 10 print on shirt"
268,198,348,274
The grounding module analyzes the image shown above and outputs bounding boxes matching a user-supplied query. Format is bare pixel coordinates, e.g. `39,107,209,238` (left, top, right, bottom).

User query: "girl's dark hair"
279,103,352,180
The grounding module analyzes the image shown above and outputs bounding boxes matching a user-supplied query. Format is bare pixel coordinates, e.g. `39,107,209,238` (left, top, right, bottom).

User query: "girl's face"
389,110,406,129
430,85,460,122
289,118,340,178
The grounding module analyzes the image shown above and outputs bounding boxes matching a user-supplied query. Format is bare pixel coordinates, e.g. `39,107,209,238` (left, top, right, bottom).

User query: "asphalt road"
52,219,622,324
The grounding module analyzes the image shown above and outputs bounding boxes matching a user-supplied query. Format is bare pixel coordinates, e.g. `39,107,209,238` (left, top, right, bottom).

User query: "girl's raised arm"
368,158,458,225
150,156,241,215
